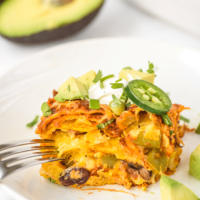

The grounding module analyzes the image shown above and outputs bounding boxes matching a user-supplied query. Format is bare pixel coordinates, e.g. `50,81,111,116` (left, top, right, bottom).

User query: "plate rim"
1,37,200,81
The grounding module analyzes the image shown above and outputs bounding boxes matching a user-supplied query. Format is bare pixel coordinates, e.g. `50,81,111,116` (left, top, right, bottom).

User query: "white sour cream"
89,77,128,105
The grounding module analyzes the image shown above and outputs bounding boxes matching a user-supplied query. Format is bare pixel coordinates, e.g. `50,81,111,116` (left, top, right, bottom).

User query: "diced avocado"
133,125,161,148
189,144,200,180
54,76,88,102
0,0,104,43
160,175,198,200
147,149,167,172
77,70,96,90
119,69,155,84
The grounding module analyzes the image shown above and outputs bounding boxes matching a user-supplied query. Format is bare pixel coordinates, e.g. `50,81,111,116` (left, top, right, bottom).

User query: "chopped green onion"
97,118,115,130
123,67,132,70
49,178,56,183
110,83,123,89
120,91,128,101
100,74,114,82
57,150,60,153
67,85,70,92
180,115,190,123
99,74,114,89
195,123,200,134
120,86,128,102
100,81,103,89
138,68,143,72
126,102,131,107
93,70,103,83
161,114,172,126
112,94,121,105
89,99,100,110
26,115,39,128
147,61,155,74
169,130,174,135
115,78,122,83
41,102,52,117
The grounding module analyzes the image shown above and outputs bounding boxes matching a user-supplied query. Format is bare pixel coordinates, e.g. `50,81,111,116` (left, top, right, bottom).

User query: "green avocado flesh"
0,0,104,37
77,70,96,90
54,76,88,102
189,144,200,180
160,175,198,200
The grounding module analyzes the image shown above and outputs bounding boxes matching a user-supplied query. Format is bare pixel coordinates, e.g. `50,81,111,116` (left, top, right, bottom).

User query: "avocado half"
0,0,104,44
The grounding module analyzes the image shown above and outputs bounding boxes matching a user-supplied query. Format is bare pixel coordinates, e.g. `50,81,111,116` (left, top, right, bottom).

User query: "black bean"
138,168,152,180
59,167,90,186
128,162,143,170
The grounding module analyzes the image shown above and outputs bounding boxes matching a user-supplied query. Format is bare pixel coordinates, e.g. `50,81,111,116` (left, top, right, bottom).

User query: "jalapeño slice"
125,80,172,114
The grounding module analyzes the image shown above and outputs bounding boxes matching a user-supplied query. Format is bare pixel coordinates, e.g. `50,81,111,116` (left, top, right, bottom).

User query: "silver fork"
0,139,65,180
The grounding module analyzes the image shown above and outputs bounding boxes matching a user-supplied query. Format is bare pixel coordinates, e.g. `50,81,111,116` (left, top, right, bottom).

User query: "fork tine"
0,146,57,160
5,151,58,166
0,139,54,151
8,157,65,175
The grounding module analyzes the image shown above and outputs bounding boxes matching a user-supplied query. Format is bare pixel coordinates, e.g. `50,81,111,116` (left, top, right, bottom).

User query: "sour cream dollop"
89,77,128,105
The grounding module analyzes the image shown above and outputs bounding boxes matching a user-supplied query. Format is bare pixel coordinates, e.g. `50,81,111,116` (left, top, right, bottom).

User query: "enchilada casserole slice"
36,98,187,190
35,67,189,190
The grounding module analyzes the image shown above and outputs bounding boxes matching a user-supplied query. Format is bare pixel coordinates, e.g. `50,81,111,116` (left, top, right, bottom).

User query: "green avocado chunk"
0,0,104,43
147,149,167,172
54,76,88,102
77,70,96,90
160,175,199,200
189,144,200,180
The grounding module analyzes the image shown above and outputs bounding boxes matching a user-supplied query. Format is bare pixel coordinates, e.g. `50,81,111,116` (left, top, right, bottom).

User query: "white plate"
0,38,200,200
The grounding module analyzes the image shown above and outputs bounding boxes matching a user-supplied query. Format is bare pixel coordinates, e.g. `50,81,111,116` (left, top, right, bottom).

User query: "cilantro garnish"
123,67,133,70
93,70,103,83
147,61,155,74
26,115,39,128
138,68,143,72
41,102,52,117
49,177,56,183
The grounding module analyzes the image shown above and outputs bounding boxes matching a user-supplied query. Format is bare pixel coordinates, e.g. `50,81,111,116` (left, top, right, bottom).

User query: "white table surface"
1,0,200,199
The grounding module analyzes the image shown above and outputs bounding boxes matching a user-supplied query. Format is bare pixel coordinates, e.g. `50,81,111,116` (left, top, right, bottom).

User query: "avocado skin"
0,3,103,44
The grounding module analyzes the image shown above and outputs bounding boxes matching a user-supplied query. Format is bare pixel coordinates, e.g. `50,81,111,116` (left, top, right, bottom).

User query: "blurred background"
1,0,200,77
1,0,200,198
